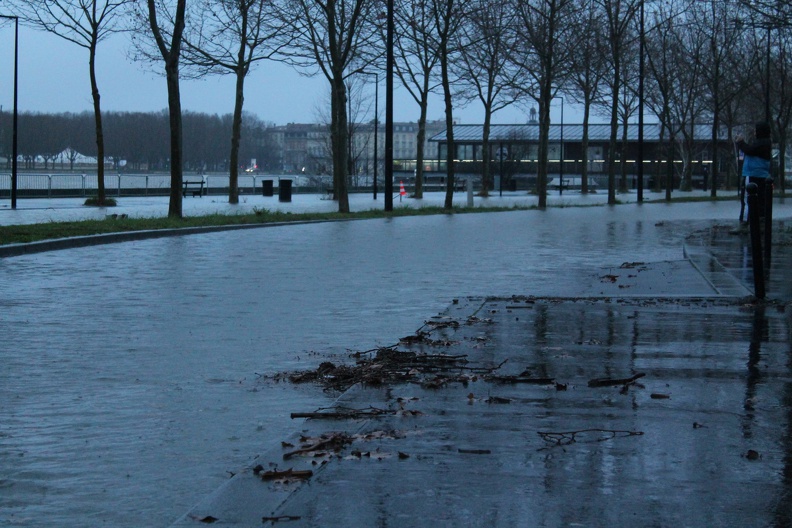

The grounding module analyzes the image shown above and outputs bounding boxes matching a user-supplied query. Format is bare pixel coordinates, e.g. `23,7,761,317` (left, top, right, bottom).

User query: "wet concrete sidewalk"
174,295,791,527
173,220,792,528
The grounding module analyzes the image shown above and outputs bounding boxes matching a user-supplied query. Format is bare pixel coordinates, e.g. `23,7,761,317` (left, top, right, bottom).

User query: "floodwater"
0,200,789,526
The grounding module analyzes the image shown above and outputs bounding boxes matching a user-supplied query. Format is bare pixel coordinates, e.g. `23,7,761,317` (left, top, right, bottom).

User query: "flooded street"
1,200,790,526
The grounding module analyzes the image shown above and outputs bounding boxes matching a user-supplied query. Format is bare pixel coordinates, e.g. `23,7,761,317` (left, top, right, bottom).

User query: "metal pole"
348,79,352,183
384,0,394,211
637,0,644,203
765,177,773,265
373,74,378,200
747,182,765,299
559,97,563,195
499,142,503,197
1,15,19,209
11,16,17,209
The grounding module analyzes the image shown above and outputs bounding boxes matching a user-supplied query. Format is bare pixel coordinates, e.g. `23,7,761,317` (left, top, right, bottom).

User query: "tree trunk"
480,106,492,197
665,134,674,202
229,67,245,204
581,100,590,194
536,82,551,209
607,55,620,205
89,40,106,205
166,62,183,218
619,116,629,192
415,95,428,199
331,77,350,213
442,58,455,210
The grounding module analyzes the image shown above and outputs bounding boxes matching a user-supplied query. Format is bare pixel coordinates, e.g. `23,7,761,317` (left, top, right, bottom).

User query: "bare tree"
594,0,642,205
691,0,750,196
566,0,607,194
8,0,131,206
617,62,638,193
277,0,380,213
644,3,689,200
454,0,521,197
181,0,290,204
393,0,441,199
511,0,579,208
670,18,707,192
131,0,188,218
427,0,465,209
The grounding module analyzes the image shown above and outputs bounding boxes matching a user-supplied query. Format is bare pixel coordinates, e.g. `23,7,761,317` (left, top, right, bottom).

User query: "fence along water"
0,173,326,198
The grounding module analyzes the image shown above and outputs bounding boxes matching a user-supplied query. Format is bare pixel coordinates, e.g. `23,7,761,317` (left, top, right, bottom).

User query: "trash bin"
262,179,274,196
279,179,292,202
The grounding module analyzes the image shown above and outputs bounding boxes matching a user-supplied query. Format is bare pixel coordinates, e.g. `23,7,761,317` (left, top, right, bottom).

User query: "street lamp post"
384,0,394,211
0,14,18,209
373,74,378,200
553,96,564,195
638,0,645,203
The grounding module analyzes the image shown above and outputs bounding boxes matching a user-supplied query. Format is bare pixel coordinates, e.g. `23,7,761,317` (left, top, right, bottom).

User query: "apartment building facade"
267,120,447,177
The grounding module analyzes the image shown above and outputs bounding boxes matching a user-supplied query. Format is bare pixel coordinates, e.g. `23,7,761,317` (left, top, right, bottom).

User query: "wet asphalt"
2,191,792,527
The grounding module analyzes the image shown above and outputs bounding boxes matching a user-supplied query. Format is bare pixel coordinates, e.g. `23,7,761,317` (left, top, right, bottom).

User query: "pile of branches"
288,348,472,391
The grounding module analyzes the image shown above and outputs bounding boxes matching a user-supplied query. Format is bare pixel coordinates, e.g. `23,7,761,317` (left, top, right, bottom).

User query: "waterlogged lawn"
0,205,535,246
0,192,745,247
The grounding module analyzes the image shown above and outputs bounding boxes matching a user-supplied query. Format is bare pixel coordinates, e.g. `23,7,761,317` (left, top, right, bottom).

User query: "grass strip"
0,204,536,246
0,192,745,247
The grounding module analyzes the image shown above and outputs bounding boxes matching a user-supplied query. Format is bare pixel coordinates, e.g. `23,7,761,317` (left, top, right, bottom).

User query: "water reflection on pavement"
1,199,791,526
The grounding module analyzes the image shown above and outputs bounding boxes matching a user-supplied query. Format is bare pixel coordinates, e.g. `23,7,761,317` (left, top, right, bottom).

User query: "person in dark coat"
735,122,772,221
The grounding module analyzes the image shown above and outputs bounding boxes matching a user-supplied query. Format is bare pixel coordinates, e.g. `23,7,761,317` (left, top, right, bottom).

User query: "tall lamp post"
384,0,394,211
556,96,564,195
373,74,378,200
0,14,18,210
637,0,645,203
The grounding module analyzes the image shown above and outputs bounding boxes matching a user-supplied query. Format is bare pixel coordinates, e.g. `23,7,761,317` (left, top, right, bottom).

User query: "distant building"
265,120,448,177
429,123,736,190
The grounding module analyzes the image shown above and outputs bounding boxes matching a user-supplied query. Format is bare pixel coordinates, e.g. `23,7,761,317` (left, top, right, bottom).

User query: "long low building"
427,122,738,191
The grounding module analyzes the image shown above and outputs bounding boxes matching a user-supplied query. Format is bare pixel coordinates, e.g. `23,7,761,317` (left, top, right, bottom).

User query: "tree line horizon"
1,0,790,216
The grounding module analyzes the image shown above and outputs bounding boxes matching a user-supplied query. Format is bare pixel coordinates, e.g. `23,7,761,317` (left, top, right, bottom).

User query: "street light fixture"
0,14,18,210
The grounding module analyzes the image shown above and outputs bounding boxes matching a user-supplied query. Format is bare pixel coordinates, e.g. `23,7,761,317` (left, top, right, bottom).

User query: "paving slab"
174,296,792,527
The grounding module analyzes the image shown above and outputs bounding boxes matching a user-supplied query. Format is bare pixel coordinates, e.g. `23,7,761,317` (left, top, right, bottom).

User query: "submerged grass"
0,203,536,246
0,192,745,247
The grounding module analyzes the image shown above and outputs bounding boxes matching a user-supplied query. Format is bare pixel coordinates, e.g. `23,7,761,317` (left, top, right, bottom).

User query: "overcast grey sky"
0,23,578,126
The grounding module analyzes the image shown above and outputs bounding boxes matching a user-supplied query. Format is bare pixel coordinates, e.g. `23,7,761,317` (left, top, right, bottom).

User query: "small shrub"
84,196,118,207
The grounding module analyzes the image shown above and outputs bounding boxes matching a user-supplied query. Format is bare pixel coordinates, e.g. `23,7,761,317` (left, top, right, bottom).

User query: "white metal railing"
0,173,318,198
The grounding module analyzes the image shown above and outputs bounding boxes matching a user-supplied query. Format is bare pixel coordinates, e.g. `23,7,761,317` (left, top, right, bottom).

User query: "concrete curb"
0,219,341,258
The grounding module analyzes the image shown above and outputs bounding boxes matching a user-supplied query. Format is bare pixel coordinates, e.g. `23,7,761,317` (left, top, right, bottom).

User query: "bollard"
746,182,765,299
764,178,773,265
466,177,474,207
